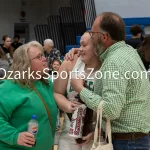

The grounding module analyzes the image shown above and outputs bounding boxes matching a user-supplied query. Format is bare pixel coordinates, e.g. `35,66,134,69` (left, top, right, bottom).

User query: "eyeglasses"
87,31,104,38
87,30,109,38
30,53,44,60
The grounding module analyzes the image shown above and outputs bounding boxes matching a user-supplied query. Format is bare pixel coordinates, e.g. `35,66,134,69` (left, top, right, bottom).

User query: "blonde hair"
82,32,100,56
8,41,48,88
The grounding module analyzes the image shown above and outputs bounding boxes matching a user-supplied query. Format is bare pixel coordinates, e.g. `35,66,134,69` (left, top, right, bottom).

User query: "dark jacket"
44,48,61,68
137,50,150,70
126,38,142,49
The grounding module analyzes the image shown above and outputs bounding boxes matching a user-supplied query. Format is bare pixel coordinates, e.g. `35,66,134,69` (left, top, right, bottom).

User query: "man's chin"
95,43,106,57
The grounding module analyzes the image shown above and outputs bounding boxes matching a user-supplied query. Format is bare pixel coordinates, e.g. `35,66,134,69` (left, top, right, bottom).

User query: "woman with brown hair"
0,35,14,60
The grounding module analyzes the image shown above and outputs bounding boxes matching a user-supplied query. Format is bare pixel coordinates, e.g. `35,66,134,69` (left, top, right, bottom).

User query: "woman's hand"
17,132,36,147
64,48,80,61
67,100,81,113
76,132,94,147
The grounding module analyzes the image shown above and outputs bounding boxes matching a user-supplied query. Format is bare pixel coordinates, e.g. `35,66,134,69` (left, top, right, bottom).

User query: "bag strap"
92,101,103,147
31,85,52,128
99,102,111,144
92,101,112,149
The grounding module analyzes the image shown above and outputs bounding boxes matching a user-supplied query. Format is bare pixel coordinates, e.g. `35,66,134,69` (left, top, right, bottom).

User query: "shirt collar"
99,41,126,60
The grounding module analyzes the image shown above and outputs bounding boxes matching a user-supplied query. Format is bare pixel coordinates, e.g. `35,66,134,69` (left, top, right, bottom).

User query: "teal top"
0,79,57,150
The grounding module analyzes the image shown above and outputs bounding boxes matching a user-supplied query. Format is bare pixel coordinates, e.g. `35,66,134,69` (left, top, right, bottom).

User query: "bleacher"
65,18,150,53
33,0,150,56
34,0,96,57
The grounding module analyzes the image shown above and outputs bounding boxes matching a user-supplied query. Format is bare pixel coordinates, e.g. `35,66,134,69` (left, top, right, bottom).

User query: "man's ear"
103,34,109,43
98,33,108,43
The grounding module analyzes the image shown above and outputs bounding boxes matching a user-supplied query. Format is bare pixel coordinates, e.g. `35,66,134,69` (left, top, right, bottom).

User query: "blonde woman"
54,32,101,150
0,41,57,150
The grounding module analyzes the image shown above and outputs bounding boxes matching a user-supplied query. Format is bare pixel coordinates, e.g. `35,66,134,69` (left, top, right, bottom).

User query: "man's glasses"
30,53,44,60
87,30,109,38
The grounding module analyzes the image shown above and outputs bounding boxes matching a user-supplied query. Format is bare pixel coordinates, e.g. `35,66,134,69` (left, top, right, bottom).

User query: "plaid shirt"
44,48,61,68
80,41,150,133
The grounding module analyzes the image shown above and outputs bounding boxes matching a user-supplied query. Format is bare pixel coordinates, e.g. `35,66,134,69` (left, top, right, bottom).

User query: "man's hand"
64,48,80,61
71,78,84,93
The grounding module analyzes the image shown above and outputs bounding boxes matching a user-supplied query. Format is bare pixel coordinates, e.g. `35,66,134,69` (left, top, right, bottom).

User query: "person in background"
52,59,61,72
0,41,58,150
43,39,61,70
11,35,23,51
0,35,14,59
126,24,143,49
0,48,9,78
138,35,150,70
54,32,101,150
51,59,61,76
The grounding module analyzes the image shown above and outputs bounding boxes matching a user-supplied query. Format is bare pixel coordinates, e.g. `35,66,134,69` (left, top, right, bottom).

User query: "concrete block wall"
1,0,150,43
94,0,150,17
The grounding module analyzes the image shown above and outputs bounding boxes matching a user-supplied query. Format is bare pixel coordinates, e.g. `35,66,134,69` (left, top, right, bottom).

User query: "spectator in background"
43,39,61,70
0,48,9,78
0,35,14,59
51,59,61,76
138,35,150,70
11,35,23,51
126,24,143,49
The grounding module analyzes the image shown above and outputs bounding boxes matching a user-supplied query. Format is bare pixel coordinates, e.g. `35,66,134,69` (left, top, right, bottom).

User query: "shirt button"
89,93,95,99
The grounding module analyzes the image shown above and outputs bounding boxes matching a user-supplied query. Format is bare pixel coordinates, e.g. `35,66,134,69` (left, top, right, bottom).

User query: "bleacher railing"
34,0,97,54
34,24,51,45
59,7,76,46
84,0,96,28
70,0,86,36
47,15,65,55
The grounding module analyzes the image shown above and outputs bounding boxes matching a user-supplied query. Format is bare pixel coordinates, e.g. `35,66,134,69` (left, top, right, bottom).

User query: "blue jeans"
112,134,150,150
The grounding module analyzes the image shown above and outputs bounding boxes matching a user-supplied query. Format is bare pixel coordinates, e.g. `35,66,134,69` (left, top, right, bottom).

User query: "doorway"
14,23,29,44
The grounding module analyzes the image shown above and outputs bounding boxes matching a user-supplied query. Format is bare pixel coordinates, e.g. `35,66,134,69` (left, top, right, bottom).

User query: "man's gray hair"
44,39,54,48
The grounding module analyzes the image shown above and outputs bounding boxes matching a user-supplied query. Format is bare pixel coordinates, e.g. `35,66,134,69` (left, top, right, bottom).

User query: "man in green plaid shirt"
70,12,150,150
